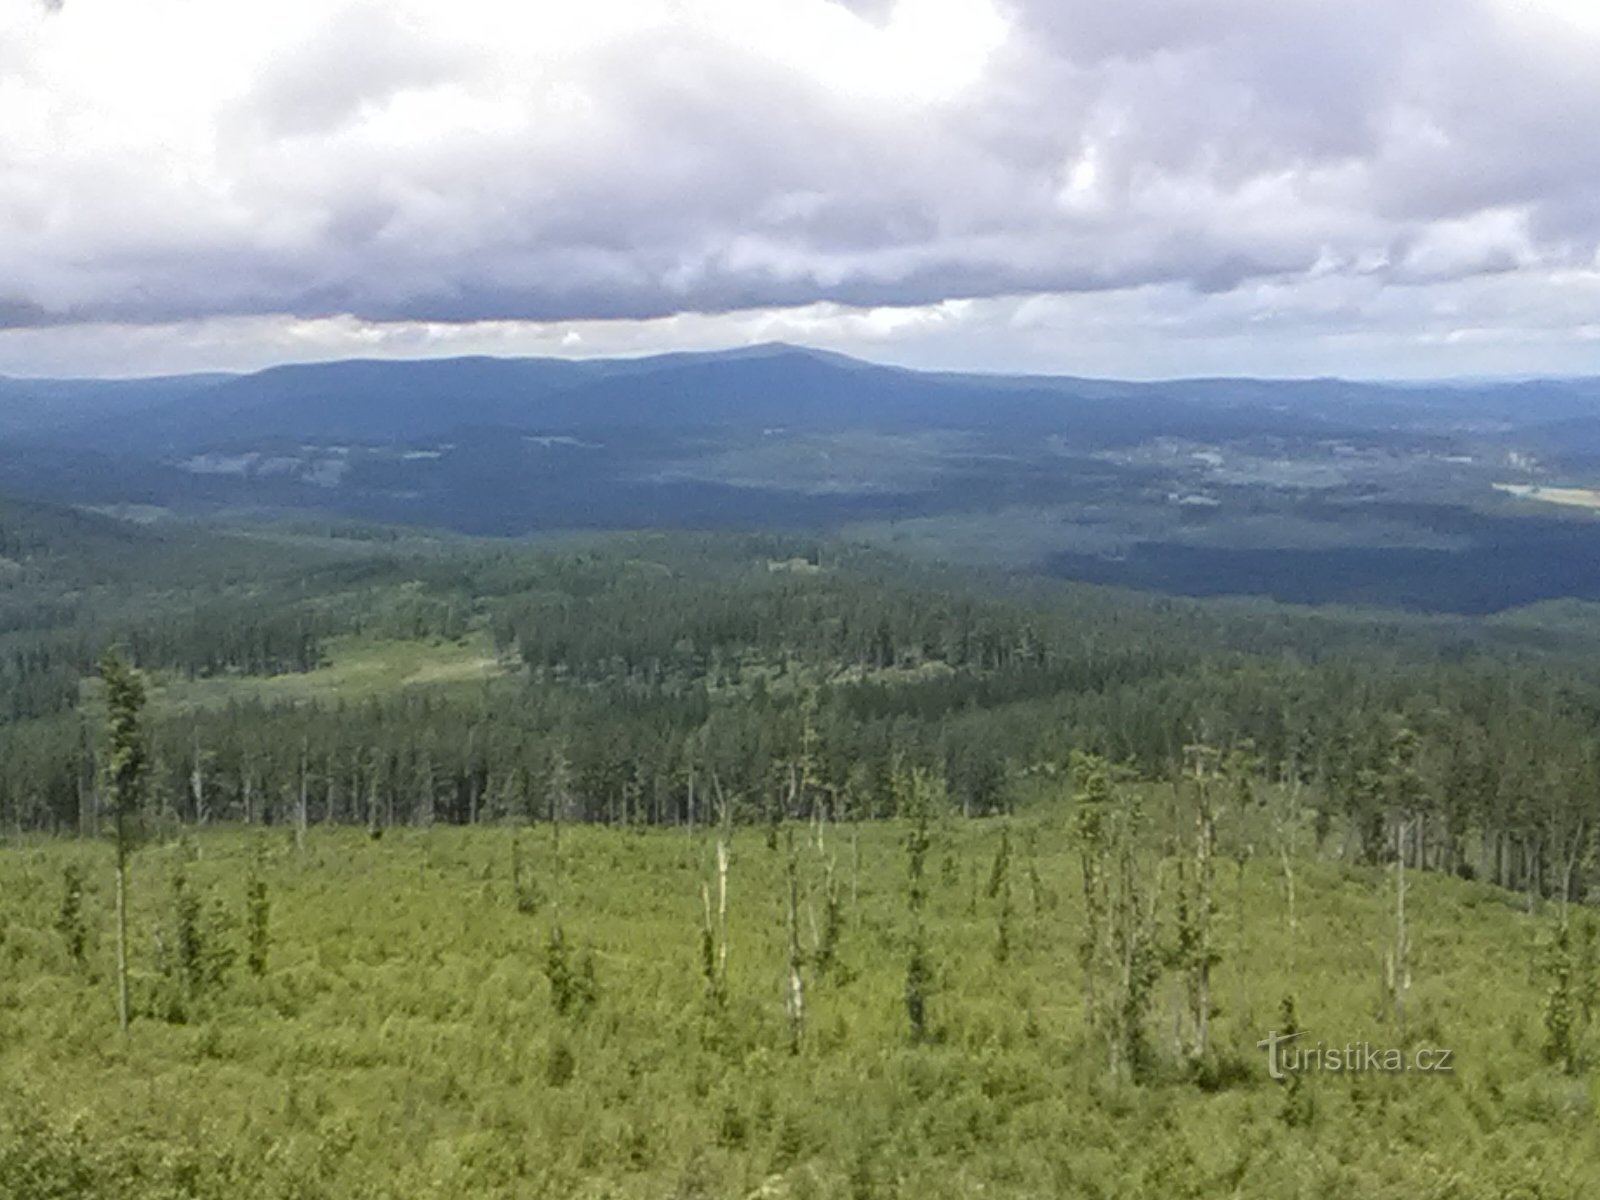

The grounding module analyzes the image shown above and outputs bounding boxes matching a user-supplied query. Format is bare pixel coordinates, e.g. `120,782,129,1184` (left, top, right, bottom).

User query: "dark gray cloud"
0,298,62,329
2,0,1599,350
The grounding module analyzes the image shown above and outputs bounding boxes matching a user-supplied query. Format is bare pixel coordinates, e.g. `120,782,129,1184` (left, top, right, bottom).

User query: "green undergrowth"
0,822,1595,1199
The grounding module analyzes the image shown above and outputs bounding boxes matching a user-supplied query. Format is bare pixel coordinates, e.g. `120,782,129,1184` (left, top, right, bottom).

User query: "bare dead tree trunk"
1527,837,1540,915
784,825,806,1054
1279,776,1301,979
114,834,129,1035
1179,745,1219,1063
712,770,731,998
1390,815,1410,1032
686,756,696,843
1194,800,1214,1061
1557,818,1587,931
717,839,730,992
190,729,207,827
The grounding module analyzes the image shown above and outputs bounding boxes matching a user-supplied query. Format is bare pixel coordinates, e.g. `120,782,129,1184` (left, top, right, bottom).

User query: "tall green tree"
98,647,148,1035
898,766,939,1043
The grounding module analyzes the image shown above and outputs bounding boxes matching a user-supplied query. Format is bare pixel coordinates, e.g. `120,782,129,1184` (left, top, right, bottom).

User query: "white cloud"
1,0,1599,377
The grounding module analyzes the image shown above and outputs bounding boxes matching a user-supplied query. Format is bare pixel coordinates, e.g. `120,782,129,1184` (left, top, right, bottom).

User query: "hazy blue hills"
0,373,236,439
7,344,1600,614
10,344,1600,451
22,343,1365,451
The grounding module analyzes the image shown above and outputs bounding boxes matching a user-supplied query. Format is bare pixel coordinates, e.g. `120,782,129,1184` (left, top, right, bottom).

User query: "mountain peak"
716,341,882,369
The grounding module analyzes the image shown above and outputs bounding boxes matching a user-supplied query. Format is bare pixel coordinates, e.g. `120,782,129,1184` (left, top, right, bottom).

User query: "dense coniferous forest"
3,498,1600,1196
3,504,1598,899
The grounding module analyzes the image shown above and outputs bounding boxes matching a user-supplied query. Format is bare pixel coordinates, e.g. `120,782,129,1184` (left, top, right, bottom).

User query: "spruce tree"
98,648,148,1035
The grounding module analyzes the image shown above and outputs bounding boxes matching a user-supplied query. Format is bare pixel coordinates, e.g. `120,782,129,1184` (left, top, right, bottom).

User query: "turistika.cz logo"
1256,1030,1455,1080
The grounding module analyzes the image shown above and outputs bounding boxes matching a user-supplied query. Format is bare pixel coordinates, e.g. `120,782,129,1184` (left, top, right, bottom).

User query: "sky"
2,0,1599,380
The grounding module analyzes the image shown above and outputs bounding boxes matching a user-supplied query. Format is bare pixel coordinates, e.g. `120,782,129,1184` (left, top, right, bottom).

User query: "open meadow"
3,817,1596,1200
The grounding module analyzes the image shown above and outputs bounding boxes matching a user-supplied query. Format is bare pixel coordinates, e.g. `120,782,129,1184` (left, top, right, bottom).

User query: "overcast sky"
3,0,1599,379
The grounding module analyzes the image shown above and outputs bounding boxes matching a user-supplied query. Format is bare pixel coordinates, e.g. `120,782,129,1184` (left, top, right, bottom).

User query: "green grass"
2,818,1596,1198
148,631,512,713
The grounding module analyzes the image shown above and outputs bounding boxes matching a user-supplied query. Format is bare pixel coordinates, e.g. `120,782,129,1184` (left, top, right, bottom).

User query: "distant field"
1493,482,1600,510
150,631,510,712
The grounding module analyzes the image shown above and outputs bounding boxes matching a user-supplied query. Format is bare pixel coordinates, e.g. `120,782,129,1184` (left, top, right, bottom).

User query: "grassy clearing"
1,819,1595,1198
149,631,511,713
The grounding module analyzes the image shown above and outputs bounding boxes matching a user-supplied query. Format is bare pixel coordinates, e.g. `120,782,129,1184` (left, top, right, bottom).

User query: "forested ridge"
4,501,1600,1197
0,506,1596,901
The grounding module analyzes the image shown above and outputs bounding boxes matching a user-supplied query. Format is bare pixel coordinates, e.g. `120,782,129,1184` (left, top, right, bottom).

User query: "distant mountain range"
5,343,1600,451
7,344,1600,613
0,344,1331,451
